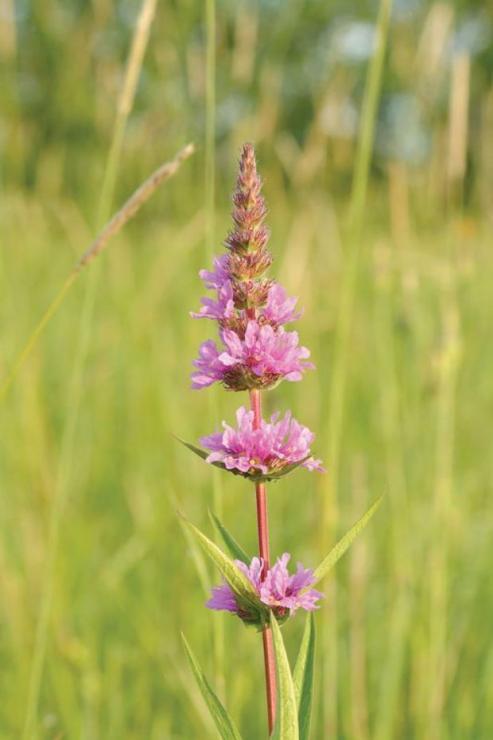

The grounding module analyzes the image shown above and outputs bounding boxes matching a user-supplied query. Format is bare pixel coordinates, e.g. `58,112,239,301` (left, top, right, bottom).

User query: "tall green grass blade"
181,634,243,740
293,614,315,740
314,497,382,586
209,511,250,564
204,0,225,698
205,0,216,254
179,514,262,611
349,0,393,227
321,0,392,727
271,618,299,740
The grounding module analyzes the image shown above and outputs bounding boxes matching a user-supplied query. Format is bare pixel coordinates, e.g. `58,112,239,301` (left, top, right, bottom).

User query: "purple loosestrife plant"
180,145,382,739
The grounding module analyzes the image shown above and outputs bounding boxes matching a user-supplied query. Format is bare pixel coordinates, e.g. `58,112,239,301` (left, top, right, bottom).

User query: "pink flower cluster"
207,554,323,621
191,254,301,328
190,144,312,391
200,406,324,476
192,321,313,391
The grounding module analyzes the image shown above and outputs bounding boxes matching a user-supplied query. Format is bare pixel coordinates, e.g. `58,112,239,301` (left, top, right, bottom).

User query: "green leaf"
181,634,243,740
209,511,250,564
293,614,315,740
176,438,243,477
170,488,210,595
179,513,263,613
270,618,299,740
178,517,211,596
312,497,382,586
178,438,209,461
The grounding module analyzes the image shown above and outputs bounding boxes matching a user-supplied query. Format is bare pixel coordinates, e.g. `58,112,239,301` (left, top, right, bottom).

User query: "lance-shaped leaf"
179,513,263,613
177,438,212,463
171,489,211,595
293,614,315,740
270,618,299,740
209,511,250,564
182,634,243,740
312,497,382,586
177,438,310,483
178,517,211,596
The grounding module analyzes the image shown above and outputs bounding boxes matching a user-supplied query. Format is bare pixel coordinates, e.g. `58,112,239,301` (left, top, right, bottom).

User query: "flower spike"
186,143,330,735
191,144,312,390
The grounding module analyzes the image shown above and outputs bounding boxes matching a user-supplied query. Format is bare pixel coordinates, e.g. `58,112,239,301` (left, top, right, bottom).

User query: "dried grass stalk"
0,143,194,402
76,143,195,271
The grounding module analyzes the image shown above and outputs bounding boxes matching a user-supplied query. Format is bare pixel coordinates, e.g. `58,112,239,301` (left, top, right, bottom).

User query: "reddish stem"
250,388,277,734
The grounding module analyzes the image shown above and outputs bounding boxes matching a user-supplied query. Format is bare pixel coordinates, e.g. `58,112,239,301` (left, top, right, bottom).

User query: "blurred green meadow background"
1,0,493,737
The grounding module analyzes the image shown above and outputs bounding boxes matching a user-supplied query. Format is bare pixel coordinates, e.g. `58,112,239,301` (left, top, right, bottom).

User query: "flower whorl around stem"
200,406,324,477
191,144,312,391
207,554,323,624
191,321,313,391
